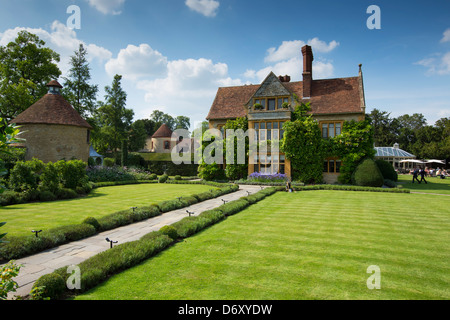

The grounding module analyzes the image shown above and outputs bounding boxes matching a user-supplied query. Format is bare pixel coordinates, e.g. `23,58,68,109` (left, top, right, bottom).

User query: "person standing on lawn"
419,167,428,184
412,167,421,183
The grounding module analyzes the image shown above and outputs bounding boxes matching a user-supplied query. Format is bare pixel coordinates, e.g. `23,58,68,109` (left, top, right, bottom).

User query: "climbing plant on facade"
281,102,325,184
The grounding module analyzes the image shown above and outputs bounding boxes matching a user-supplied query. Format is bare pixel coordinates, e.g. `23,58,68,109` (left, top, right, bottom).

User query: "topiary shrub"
159,225,178,240
54,188,78,200
383,179,397,188
32,273,66,300
174,175,182,181
38,190,57,202
352,158,384,188
103,158,115,167
83,217,101,231
158,174,169,183
375,159,398,182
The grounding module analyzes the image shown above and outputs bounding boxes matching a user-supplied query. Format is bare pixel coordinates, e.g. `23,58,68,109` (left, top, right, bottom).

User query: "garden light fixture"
31,230,42,238
106,238,118,249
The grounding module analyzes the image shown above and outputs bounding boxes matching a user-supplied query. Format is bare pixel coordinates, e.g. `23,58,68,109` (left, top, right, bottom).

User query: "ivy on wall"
281,102,325,184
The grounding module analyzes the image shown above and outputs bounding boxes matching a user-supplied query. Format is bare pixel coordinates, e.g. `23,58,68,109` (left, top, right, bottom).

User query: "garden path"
6,184,264,299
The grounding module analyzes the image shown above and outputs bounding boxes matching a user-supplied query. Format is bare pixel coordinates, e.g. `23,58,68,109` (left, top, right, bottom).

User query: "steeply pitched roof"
206,85,259,120
152,123,173,138
207,76,365,120
11,92,92,129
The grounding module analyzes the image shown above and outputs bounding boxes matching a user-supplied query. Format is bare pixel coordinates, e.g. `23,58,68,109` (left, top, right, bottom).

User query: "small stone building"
145,123,177,153
10,80,92,163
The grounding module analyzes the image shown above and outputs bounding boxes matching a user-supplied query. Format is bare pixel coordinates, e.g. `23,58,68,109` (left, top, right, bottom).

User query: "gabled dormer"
246,72,293,121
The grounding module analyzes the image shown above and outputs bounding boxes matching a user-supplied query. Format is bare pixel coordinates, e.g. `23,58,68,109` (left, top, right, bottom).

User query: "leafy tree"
0,31,61,120
128,120,148,152
62,43,99,118
135,119,158,137
191,121,210,138
150,110,175,130
197,128,225,181
0,119,21,244
96,75,134,153
366,109,397,147
174,116,190,131
333,119,375,184
224,117,249,180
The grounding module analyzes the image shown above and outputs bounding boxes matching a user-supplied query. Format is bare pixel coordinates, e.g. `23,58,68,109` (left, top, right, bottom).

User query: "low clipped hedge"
0,224,97,261
0,182,239,261
33,187,279,299
292,184,409,193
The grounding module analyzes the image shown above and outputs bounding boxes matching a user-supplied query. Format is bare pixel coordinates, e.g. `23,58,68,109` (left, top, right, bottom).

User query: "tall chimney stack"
302,45,314,98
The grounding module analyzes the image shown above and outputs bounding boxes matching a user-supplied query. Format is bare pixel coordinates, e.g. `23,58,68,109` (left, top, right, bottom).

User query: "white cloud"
185,0,220,17
415,52,450,75
0,21,112,77
307,38,340,53
440,28,450,43
132,57,242,123
245,38,337,83
105,44,168,80
245,57,334,83
265,38,339,63
86,0,125,15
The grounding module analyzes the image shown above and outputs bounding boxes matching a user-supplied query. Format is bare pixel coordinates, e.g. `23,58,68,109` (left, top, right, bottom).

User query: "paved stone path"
5,185,264,299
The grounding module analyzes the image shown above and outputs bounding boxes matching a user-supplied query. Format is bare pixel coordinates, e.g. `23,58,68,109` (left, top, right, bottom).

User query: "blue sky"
1,0,449,130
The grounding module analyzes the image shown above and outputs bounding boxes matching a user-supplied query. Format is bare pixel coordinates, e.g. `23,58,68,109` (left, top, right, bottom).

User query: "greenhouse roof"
374,147,416,158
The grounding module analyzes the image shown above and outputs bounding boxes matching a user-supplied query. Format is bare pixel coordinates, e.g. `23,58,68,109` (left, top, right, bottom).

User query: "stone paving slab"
4,185,264,299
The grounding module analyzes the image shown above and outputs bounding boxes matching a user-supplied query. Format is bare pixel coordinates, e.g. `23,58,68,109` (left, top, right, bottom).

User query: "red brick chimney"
302,45,314,98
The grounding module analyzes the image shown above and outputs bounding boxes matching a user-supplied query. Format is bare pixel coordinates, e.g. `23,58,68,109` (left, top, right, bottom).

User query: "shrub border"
32,186,280,300
0,181,238,261
18,184,411,299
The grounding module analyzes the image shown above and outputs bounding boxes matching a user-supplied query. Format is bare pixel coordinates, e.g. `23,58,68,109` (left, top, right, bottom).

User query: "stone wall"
18,124,90,163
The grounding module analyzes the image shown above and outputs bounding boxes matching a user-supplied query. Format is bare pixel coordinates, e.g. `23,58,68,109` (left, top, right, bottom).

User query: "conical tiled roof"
10,81,92,129
152,123,173,138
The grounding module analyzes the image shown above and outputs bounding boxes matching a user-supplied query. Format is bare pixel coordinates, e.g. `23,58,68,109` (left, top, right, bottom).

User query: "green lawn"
397,174,450,195
1,184,214,238
76,190,450,300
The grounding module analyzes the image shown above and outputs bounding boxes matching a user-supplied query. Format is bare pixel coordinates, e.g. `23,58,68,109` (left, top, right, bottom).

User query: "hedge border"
14,183,412,299
0,181,239,261
32,187,279,300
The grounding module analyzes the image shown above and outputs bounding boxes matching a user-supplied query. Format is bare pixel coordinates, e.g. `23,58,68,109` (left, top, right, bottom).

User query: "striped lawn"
76,190,449,300
1,184,214,238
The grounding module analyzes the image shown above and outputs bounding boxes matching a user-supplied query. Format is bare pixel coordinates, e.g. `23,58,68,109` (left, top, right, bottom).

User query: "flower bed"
248,172,288,183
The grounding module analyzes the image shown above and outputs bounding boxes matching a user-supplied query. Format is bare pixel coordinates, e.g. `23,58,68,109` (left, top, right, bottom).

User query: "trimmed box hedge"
31,187,279,299
0,181,240,261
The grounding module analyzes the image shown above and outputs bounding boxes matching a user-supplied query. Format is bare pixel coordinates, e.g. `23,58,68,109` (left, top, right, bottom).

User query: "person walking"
419,167,428,184
412,167,420,183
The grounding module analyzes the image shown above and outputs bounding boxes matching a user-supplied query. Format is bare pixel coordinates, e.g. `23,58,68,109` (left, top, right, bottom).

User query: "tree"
150,110,175,130
0,118,22,191
136,119,158,137
175,116,190,131
333,119,375,184
366,109,397,147
0,31,61,120
62,43,98,118
224,117,249,180
128,120,148,152
96,75,134,153
1,119,21,244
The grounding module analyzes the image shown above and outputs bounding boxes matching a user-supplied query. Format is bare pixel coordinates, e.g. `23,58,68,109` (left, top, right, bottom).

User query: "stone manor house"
206,45,367,184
